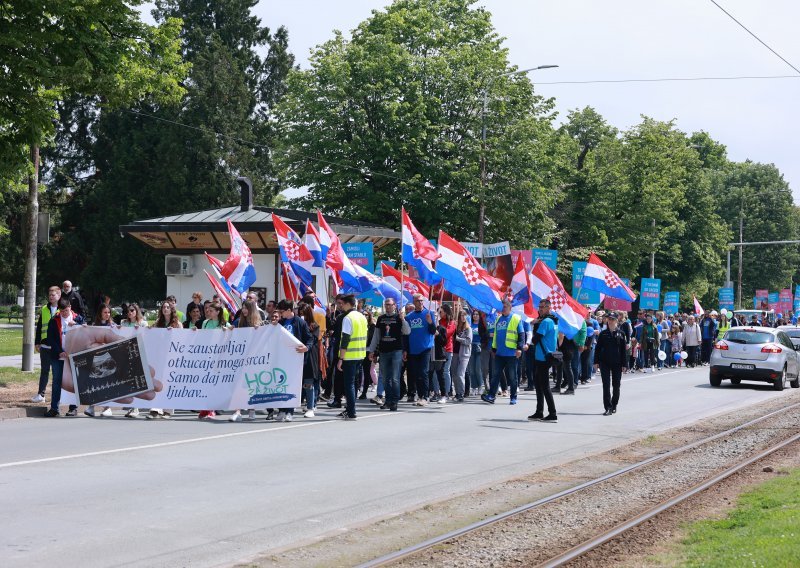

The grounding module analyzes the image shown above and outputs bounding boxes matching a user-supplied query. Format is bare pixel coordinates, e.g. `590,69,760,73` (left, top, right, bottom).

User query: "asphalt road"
0,365,791,567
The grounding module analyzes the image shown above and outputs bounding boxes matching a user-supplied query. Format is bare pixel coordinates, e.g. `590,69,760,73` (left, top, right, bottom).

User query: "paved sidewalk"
0,355,39,369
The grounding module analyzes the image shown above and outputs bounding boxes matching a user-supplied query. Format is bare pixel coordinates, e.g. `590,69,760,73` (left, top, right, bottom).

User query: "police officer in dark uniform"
594,311,628,416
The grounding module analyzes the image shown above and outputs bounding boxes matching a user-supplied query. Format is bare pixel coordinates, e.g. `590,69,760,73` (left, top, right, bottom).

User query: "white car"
776,325,800,349
710,326,800,390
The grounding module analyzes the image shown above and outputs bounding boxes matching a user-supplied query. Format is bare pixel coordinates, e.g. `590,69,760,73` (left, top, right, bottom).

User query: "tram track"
357,401,800,568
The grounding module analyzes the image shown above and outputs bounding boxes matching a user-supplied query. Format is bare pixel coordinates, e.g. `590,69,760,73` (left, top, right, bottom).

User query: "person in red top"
436,304,456,403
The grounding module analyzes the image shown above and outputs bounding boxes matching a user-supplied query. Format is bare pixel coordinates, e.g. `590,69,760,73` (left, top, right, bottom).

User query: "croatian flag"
401,207,442,285
436,230,503,314
509,254,538,320
220,220,256,296
204,270,237,313
581,253,636,302
317,210,338,268
304,219,324,267
530,259,589,339
204,251,224,272
337,256,402,304
693,295,704,315
273,216,315,287
381,262,431,304
281,262,301,301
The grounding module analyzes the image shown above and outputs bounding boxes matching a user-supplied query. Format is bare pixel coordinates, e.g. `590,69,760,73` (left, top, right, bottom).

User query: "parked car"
710,326,800,390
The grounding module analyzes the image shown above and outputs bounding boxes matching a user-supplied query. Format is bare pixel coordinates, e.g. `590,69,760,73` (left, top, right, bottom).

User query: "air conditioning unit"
165,255,194,276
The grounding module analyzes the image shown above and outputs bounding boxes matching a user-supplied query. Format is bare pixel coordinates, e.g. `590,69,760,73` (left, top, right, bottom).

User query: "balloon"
777,313,783,318
674,352,681,361
680,350,689,360
658,350,667,361
720,309,728,316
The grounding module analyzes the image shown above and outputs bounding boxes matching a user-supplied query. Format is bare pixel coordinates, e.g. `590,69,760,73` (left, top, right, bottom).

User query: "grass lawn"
0,327,22,356
0,366,36,388
667,468,800,567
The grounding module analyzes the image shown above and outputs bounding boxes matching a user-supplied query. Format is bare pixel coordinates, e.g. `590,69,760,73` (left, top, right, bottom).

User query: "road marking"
0,411,397,469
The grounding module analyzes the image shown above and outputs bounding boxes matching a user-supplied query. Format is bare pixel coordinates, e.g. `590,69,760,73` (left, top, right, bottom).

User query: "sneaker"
284,413,293,422
247,409,256,420
65,408,78,417
84,406,96,417
603,409,612,416
303,409,315,418
276,411,286,422
229,412,242,422
44,408,60,417
337,411,347,418
500,391,509,398
265,410,275,421
147,410,162,419
100,408,113,417
527,413,543,421
439,396,448,404
326,400,342,409
370,396,384,405
31,394,45,403
480,393,495,404
318,394,330,402
611,407,617,414
380,403,388,409
343,414,357,421
162,412,172,419
562,389,575,395
523,387,535,392
541,414,558,423
198,411,211,420
455,396,464,402
406,395,416,403
124,408,139,418
510,398,517,405
388,405,398,411
415,398,428,407
358,393,367,400
430,395,440,403
550,387,561,393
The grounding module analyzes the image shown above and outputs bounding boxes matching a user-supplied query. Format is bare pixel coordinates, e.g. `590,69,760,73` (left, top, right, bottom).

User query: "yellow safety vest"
342,310,368,361
492,313,522,350
717,323,730,340
40,305,55,340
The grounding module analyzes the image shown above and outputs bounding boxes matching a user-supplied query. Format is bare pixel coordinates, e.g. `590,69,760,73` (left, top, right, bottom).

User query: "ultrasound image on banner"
70,336,153,405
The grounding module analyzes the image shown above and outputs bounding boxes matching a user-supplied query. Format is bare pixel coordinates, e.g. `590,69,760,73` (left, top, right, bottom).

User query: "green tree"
713,161,800,305
277,0,567,244
1,0,188,369
42,0,295,301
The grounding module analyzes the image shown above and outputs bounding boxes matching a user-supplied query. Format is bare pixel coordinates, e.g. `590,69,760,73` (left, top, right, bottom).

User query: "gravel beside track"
382,402,800,567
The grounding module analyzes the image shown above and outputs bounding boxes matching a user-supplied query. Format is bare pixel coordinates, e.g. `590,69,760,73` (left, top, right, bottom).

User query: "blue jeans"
50,358,64,412
490,355,519,399
524,347,536,389
442,351,452,395
37,347,52,396
659,339,671,369
379,350,403,405
468,348,483,390
303,378,316,410
407,350,431,400
342,360,360,418
571,350,581,387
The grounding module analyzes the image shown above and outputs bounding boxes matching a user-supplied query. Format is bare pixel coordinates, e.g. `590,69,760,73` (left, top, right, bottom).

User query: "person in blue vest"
482,299,525,405
528,299,558,423
699,310,718,365
405,294,436,406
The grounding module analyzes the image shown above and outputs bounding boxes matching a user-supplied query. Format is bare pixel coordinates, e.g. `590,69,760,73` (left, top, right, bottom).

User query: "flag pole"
400,207,405,312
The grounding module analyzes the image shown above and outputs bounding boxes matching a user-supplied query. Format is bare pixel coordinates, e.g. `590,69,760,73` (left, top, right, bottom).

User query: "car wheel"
730,378,741,385
773,367,786,391
790,374,799,389
710,373,722,387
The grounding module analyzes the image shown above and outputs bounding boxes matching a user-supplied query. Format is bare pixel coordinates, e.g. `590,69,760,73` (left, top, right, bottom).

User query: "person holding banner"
149,301,182,420
336,295,367,420
228,300,263,422
44,298,85,417
276,300,312,422
83,304,116,418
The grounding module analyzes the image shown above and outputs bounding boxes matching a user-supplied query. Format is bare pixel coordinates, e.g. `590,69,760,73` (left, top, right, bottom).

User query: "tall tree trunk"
22,144,39,372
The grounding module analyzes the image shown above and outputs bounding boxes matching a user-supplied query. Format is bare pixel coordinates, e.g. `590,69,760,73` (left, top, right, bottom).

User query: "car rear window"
784,329,800,339
724,330,775,344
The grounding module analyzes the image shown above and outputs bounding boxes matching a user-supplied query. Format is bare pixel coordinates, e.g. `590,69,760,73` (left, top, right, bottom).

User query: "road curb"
0,406,45,420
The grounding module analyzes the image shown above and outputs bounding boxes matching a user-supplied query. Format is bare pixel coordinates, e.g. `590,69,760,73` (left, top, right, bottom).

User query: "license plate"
731,363,755,370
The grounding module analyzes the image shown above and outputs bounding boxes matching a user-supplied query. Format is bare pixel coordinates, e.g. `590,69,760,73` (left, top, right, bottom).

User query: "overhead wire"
707,0,800,75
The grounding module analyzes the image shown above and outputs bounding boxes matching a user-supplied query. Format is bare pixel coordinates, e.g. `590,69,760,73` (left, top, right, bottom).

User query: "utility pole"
650,218,656,278
736,214,743,309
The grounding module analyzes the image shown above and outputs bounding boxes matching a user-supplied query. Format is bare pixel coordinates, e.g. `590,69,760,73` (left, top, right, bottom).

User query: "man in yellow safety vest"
482,299,525,405
31,285,62,404
336,294,367,420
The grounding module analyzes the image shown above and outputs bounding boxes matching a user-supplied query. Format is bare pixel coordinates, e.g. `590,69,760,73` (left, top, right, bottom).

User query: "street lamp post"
478,64,558,244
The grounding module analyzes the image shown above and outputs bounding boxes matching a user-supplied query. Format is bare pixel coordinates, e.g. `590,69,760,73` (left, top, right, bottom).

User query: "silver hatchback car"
710,326,800,390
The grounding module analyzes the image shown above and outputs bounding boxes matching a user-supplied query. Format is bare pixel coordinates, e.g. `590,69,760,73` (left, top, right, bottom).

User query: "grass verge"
668,468,800,567
0,366,36,388
0,327,22,356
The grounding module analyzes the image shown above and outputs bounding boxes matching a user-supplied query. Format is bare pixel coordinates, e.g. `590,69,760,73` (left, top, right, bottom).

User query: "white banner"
59,325,303,409
482,241,510,258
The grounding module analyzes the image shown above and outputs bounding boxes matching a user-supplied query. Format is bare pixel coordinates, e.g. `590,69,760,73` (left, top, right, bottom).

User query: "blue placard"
718,287,734,311
663,291,680,315
768,292,780,307
343,242,374,273
795,285,800,312
532,248,558,271
572,261,602,305
640,278,661,310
